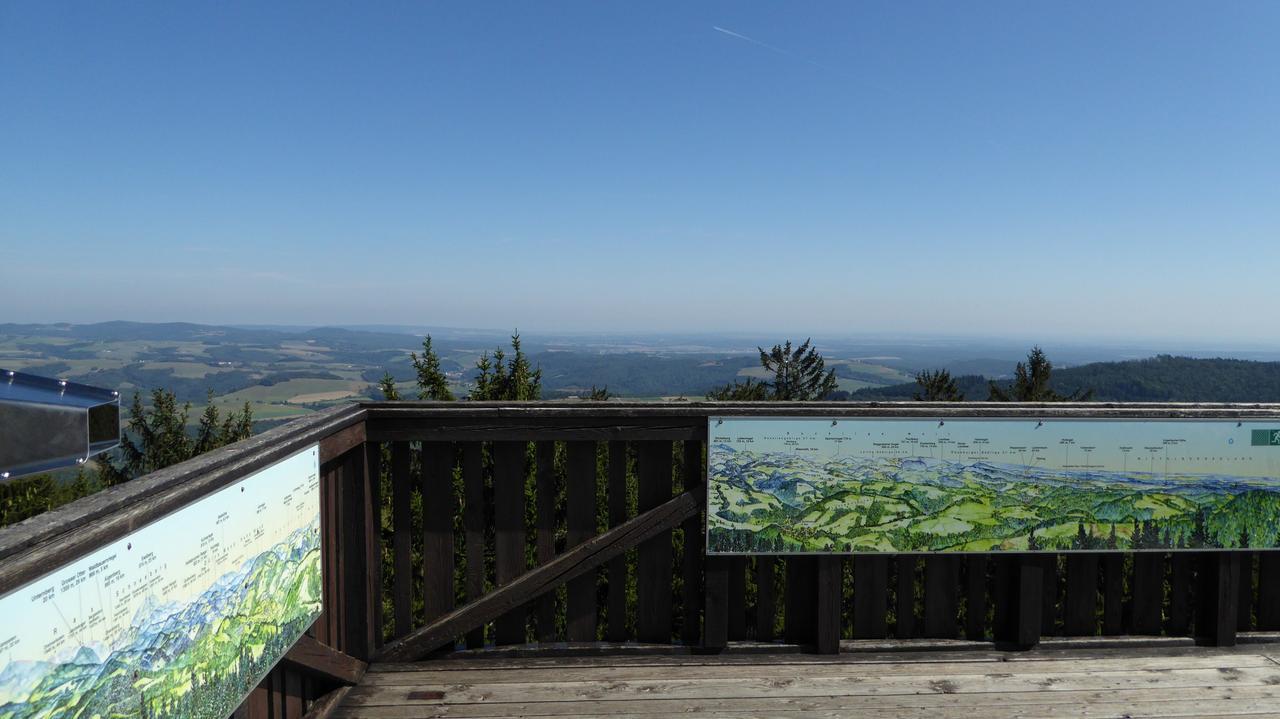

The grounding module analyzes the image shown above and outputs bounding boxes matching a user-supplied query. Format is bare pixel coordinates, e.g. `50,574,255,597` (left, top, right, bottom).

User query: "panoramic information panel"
0,445,321,719
707,417,1280,555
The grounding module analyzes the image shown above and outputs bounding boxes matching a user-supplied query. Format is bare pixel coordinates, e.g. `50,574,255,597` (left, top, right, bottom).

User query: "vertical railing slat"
1102,553,1124,635
1063,553,1098,636
636,441,674,642
390,442,413,638
894,556,917,639
1131,553,1164,635
1258,551,1280,630
493,441,527,645
566,440,598,642
422,442,455,629
535,441,559,643
606,440,629,642
923,556,958,638
964,555,987,641
681,439,704,645
462,442,486,648
853,556,888,639
755,557,776,641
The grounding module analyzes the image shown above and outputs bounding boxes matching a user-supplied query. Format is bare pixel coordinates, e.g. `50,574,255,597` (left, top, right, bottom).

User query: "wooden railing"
4,401,1280,719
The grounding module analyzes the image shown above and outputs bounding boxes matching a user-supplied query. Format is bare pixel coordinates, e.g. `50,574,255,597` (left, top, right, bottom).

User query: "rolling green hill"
850,356,1280,402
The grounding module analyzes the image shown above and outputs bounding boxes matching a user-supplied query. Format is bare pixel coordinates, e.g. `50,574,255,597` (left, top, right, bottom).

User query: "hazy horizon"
4,2,1279,343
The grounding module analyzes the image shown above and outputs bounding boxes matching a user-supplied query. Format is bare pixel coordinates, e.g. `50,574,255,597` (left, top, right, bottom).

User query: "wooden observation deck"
4,401,1280,719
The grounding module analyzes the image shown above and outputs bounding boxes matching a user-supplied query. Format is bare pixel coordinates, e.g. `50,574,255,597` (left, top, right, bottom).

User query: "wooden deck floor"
334,643,1280,719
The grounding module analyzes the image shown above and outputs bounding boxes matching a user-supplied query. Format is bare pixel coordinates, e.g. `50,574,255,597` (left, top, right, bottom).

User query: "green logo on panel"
1251,429,1280,446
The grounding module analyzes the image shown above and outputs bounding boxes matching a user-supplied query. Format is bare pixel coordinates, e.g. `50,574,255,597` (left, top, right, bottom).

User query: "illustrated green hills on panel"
708,447,1280,553
0,520,322,719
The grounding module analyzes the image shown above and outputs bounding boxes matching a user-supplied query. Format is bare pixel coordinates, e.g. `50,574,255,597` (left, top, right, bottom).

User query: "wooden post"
704,555,728,651
1196,552,1240,647
816,556,842,654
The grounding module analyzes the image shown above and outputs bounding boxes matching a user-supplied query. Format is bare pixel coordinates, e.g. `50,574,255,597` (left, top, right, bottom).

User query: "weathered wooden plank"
853,555,888,639
390,442,413,639
964,555,986,641
360,652,1280,684
923,556,958,639
373,490,701,662
680,439,703,646
422,442,455,626
337,664,1280,705
755,556,776,642
462,442,486,649
636,441,674,643
566,441,599,642
1062,553,1098,636
1259,551,1280,630
606,440,629,642
1130,552,1164,635
1102,553,1124,635
534,441,558,644
815,556,842,654
493,441,528,645
283,635,369,686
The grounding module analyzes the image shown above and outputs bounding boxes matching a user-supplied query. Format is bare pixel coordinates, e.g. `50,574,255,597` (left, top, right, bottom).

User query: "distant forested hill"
850,356,1280,402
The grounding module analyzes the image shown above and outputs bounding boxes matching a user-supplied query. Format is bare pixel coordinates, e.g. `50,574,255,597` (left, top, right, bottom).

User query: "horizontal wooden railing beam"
366,418,702,442
365,400,1280,420
374,488,702,663
318,420,366,464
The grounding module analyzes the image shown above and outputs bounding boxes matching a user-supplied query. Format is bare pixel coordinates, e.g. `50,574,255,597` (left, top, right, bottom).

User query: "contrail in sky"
712,25,830,70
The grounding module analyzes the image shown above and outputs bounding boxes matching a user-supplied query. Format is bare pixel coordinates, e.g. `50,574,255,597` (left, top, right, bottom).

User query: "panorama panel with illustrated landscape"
707,418,1280,554
0,446,321,719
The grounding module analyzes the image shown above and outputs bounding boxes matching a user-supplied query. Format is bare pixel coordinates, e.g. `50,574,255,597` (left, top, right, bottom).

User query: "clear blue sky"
3,2,1278,342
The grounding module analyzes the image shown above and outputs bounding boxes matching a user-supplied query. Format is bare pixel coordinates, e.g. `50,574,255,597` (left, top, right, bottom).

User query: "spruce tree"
410,334,455,400
988,346,1094,401
759,338,838,400
913,369,964,401
377,372,400,400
